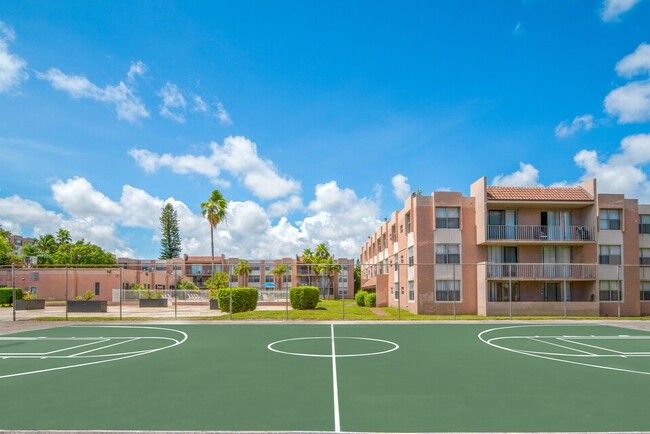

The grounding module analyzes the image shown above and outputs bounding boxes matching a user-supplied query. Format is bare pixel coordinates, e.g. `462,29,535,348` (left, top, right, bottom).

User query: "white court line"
558,338,627,357
528,337,595,355
71,338,140,357
478,324,650,376
45,339,110,355
0,326,188,380
330,324,341,433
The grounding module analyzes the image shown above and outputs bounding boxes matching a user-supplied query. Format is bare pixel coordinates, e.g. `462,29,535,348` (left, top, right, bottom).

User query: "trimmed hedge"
355,290,368,306
364,292,377,307
0,287,23,305
217,287,258,313
289,286,320,310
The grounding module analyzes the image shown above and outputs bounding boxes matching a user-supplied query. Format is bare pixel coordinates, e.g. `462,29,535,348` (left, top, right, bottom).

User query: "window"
94,282,100,296
543,282,572,301
190,265,203,275
394,283,399,300
265,276,274,283
599,209,621,230
488,282,519,302
641,249,650,265
249,275,260,283
435,244,460,264
390,225,396,242
394,254,398,271
435,207,460,229
640,215,650,234
599,245,621,265
405,212,412,233
435,280,460,302
408,246,414,267
408,281,414,301
600,280,621,301
641,281,650,301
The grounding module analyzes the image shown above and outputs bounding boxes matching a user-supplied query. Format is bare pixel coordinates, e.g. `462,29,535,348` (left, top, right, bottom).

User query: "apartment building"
361,177,649,317
1,255,355,301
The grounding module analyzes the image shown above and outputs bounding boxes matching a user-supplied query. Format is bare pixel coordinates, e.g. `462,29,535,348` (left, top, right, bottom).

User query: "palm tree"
56,229,72,245
200,190,228,276
271,264,288,290
314,243,333,296
233,259,252,287
301,248,316,287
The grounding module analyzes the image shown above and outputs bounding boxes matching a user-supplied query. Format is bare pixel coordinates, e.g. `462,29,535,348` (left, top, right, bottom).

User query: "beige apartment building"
0,255,355,301
361,177,650,317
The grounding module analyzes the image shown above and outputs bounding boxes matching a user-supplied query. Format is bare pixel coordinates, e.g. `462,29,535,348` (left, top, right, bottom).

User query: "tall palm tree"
233,259,252,287
271,264,288,290
200,190,228,276
56,229,72,245
301,248,316,287
314,243,333,296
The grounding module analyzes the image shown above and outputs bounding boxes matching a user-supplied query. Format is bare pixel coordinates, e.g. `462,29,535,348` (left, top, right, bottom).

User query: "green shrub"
364,292,377,307
289,286,320,309
141,290,162,299
217,287,258,313
130,283,145,290
77,290,94,301
355,290,368,306
178,280,199,290
0,287,23,305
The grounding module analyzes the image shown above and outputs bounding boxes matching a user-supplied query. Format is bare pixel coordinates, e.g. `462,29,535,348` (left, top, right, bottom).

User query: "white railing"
258,290,289,302
486,263,596,280
486,225,594,241
111,289,290,302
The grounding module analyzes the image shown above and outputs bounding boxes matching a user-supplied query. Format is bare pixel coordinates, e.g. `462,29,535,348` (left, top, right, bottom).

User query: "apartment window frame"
641,281,650,301
435,280,461,302
488,282,519,302
641,248,650,265
394,282,399,301
408,246,414,267
408,280,414,302
405,212,412,233
94,282,100,296
394,253,398,271
435,244,460,264
599,245,622,265
600,280,621,301
640,215,650,234
599,209,621,230
435,207,460,229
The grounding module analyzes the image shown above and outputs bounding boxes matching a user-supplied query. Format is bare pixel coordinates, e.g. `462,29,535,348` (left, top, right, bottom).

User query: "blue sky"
1,0,650,260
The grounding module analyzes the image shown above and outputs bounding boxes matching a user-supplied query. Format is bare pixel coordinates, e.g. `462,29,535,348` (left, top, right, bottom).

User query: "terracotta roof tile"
486,186,593,201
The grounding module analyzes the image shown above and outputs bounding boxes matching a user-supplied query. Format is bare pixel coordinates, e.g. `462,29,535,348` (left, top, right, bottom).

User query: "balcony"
486,263,596,280
485,225,594,243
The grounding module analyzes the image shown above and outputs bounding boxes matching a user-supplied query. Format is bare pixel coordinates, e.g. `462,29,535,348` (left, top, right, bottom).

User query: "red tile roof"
486,186,593,201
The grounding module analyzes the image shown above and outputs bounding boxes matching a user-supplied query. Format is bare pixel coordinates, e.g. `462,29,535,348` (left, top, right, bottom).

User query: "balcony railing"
486,263,596,280
486,225,594,242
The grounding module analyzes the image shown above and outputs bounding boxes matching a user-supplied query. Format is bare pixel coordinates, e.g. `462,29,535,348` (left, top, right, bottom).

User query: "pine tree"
160,203,182,259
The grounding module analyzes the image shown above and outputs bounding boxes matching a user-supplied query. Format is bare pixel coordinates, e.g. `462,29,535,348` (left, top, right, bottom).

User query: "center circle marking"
267,336,399,358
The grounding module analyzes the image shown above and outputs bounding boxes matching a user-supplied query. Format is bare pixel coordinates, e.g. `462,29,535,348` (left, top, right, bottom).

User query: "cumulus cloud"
491,162,542,187
574,134,650,201
616,42,650,78
0,177,380,259
37,67,149,122
604,79,650,123
391,174,411,201
0,21,28,93
129,136,301,200
600,0,643,22
159,82,187,123
267,195,304,217
555,114,595,138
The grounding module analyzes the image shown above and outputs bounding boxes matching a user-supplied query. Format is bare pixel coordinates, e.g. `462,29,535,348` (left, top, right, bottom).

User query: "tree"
233,259,252,287
354,262,361,292
159,203,182,259
205,272,229,290
272,264,288,289
55,229,72,245
301,248,316,287
0,236,11,265
200,190,228,276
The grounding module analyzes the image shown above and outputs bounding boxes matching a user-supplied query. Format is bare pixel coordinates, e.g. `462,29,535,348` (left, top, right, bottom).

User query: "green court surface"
2,323,650,433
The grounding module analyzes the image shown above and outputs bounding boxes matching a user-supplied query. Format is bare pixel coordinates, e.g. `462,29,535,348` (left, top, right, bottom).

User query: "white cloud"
267,195,304,217
391,174,411,201
513,22,523,35
0,21,28,94
616,42,650,78
600,0,643,22
555,114,595,138
604,79,650,123
52,177,122,218
215,101,233,125
127,60,147,82
130,136,301,200
37,68,149,122
159,82,187,123
491,162,542,187
192,95,208,112
573,134,650,201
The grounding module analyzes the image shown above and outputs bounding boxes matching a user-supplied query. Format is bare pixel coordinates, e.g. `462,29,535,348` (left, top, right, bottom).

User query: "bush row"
355,290,376,307
289,286,320,309
0,287,23,305
216,287,258,313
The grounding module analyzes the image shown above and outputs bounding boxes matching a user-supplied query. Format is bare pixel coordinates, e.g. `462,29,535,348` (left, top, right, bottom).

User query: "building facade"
361,177,650,317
